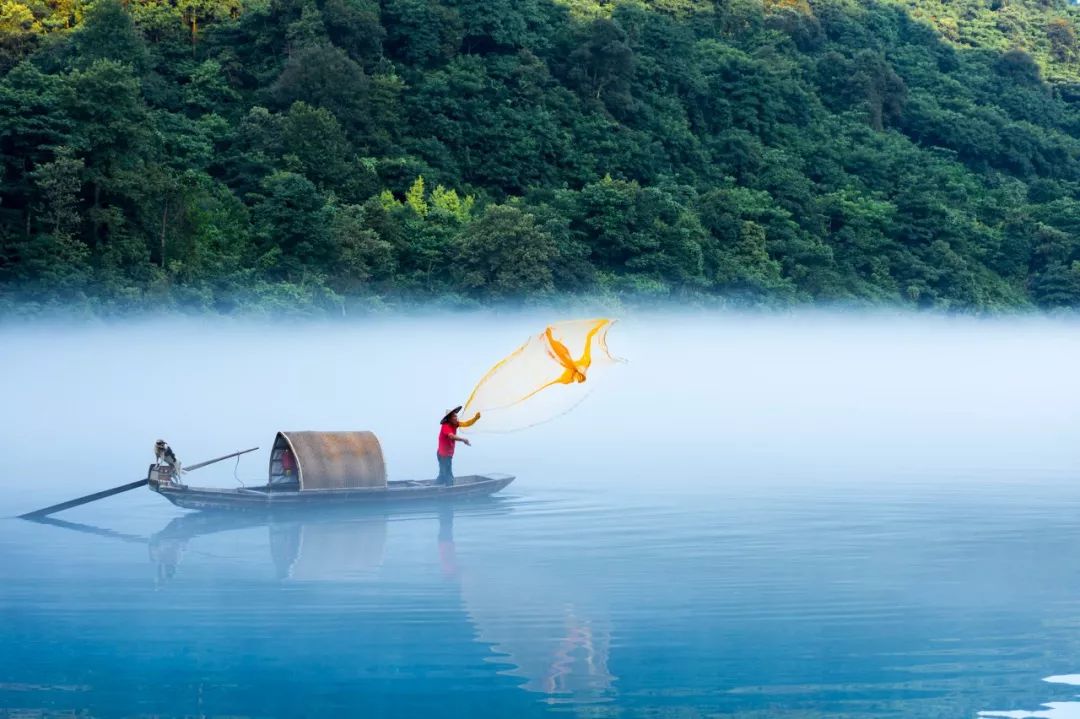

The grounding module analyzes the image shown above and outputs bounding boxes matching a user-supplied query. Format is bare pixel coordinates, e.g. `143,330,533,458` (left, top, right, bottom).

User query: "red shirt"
438,423,456,457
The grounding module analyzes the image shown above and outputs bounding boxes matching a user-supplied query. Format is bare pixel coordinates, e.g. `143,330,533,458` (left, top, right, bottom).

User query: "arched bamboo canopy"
272,431,387,490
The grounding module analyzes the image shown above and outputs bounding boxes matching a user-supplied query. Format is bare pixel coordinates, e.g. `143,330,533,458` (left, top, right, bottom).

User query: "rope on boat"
233,454,246,487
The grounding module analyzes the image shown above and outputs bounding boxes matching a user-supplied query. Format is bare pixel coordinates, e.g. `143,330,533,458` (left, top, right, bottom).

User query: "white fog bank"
2,310,1077,511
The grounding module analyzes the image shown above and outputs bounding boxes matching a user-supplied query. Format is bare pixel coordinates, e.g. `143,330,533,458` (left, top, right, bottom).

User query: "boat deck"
151,474,515,512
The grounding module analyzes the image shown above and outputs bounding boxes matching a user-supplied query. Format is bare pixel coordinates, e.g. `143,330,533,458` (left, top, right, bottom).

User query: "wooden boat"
147,430,514,512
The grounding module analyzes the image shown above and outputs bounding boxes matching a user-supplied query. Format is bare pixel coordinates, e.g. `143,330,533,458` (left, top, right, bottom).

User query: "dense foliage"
2,0,1080,313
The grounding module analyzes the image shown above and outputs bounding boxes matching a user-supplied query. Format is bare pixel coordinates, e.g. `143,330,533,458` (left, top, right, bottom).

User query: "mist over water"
4,310,1076,498
1,310,1079,718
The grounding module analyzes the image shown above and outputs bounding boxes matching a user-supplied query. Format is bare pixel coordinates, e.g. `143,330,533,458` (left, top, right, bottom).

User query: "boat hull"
150,474,515,512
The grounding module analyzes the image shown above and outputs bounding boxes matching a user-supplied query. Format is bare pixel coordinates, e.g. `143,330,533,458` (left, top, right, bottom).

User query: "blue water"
2,314,1079,718
5,472,1080,718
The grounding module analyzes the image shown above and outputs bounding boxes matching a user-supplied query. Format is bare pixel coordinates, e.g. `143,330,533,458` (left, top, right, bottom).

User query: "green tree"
0,0,42,71
457,204,557,300
179,0,240,49
271,44,370,134
251,171,334,278
0,62,72,221
1032,261,1080,308
328,202,395,292
563,18,635,115
69,0,148,72
30,145,83,239
381,0,462,66
279,101,355,192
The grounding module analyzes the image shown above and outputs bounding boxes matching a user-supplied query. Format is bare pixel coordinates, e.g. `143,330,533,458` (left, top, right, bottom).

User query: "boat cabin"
268,431,387,491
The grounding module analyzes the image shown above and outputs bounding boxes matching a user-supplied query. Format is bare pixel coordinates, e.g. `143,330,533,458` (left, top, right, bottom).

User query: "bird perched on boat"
154,439,182,477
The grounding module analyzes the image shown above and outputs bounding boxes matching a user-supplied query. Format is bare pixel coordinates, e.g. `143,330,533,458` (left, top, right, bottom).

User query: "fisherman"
437,406,479,486
280,447,296,479
154,439,182,481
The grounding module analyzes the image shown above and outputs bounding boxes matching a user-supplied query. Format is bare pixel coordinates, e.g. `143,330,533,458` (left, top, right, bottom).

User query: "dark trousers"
436,453,454,486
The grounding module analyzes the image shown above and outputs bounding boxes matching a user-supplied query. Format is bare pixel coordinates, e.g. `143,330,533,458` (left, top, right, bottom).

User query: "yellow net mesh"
462,319,621,432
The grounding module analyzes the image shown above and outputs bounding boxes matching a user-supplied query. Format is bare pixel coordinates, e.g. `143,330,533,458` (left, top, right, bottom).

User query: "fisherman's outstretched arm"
457,412,481,428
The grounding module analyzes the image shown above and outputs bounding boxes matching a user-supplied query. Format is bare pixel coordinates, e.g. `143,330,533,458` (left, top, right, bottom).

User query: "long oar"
183,447,259,472
18,447,259,519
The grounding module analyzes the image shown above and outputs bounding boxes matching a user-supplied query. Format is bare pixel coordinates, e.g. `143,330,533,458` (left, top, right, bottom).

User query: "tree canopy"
2,0,1080,314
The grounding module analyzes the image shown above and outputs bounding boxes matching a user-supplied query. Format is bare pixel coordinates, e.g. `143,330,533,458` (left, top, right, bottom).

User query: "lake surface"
2,312,1079,718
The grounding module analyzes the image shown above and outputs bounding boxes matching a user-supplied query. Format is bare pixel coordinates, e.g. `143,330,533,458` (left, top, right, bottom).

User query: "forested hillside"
2,0,1080,313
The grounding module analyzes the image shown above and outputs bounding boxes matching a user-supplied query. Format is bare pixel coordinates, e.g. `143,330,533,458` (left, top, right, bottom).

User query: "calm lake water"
2,312,1079,718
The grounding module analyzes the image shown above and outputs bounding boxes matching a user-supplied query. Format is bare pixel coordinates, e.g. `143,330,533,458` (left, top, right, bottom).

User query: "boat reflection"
142,503,617,703
149,509,390,582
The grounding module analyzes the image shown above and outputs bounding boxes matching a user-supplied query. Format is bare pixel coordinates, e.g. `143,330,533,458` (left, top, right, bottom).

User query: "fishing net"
461,318,621,433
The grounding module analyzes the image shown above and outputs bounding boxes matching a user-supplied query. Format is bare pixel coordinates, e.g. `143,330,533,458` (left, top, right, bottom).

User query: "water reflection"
149,511,389,582
459,545,614,700
981,676,1080,718
32,504,617,707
